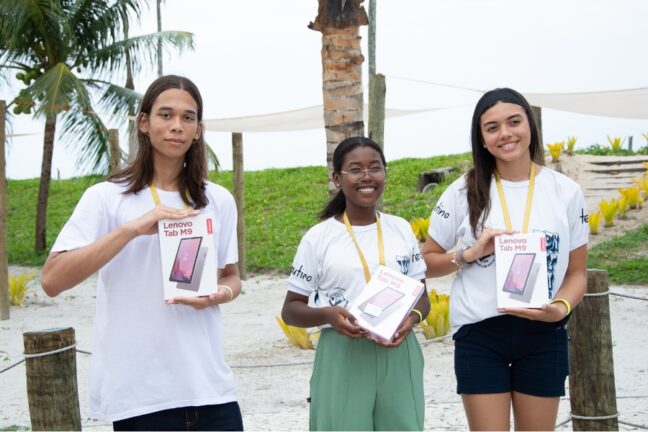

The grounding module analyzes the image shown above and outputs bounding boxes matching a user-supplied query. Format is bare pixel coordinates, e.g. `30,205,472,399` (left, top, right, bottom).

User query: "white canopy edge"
523,88,648,120
202,104,452,133
6,133,38,138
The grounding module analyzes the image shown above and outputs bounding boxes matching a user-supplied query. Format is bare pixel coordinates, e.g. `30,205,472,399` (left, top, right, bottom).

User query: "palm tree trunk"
310,0,368,197
35,114,56,252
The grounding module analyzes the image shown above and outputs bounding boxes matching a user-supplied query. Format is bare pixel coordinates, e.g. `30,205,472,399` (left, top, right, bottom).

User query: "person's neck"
152,159,183,191
343,205,377,226
496,159,534,182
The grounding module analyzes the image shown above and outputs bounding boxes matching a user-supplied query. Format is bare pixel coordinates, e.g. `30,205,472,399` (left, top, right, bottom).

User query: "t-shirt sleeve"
566,184,589,250
427,179,464,251
51,185,110,253
405,222,427,281
216,190,239,268
287,232,319,298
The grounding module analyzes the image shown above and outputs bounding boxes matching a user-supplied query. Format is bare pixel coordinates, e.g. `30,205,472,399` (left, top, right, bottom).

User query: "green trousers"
309,329,425,431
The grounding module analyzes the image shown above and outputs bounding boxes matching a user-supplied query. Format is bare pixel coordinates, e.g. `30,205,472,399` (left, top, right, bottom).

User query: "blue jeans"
112,402,243,431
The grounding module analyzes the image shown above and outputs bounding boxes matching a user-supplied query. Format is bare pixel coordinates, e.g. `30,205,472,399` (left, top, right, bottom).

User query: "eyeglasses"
339,166,387,181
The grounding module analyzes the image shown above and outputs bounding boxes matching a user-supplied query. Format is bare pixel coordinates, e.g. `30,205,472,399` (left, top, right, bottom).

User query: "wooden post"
0,100,9,320
531,105,543,148
368,73,386,211
368,0,376,76
568,269,618,431
368,73,386,150
232,133,246,280
108,129,120,175
23,327,81,430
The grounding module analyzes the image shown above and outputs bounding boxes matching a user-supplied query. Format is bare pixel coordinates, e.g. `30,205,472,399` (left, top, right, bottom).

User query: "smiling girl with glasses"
281,136,430,431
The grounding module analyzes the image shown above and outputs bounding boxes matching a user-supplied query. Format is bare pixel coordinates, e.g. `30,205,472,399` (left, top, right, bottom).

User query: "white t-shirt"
428,167,589,334
51,181,239,422
288,213,426,316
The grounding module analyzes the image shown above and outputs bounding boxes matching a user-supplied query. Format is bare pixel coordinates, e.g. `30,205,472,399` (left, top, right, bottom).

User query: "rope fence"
2,287,646,428
1,287,645,375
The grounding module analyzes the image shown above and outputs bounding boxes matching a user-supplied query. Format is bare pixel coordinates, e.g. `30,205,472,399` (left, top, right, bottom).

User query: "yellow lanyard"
343,211,385,283
494,163,536,233
149,184,189,210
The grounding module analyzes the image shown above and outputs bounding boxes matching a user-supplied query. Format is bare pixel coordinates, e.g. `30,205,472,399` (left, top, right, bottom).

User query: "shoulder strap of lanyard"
149,184,189,210
342,211,385,283
494,163,536,233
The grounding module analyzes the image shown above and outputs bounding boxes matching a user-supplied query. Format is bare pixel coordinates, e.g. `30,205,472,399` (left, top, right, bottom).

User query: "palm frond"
24,63,79,119
87,31,194,76
93,81,142,124
0,0,65,65
205,142,221,173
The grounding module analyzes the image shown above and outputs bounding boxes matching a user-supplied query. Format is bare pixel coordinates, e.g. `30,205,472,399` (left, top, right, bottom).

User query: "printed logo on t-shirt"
579,208,588,224
474,253,495,268
326,287,348,308
290,264,313,283
433,201,450,219
537,230,560,298
412,250,422,263
396,255,410,274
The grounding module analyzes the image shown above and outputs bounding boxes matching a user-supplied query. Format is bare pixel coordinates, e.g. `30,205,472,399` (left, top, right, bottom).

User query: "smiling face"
333,145,386,214
480,102,532,167
138,88,202,164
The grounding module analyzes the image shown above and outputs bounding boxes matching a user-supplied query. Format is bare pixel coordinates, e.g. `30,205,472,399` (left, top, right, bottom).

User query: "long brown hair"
108,75,208,208
465,88,544,237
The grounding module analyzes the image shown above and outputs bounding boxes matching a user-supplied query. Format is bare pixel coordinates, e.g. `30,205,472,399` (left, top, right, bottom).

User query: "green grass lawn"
6,154,647,284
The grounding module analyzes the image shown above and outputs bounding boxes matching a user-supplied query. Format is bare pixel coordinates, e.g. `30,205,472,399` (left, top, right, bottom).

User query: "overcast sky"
3,0,648,179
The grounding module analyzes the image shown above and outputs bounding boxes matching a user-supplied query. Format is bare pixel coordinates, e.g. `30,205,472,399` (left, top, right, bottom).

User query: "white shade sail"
523,88,648,120
202,104,451,133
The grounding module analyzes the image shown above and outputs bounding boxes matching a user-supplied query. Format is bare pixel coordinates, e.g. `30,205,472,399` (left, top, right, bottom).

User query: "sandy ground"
1,269,647,431
1,154,647,430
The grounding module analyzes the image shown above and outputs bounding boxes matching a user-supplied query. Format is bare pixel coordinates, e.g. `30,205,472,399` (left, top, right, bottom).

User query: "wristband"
411,308,424,325
459,248,474,265
550,298,571,316
219,284,234,302
450,247,473,269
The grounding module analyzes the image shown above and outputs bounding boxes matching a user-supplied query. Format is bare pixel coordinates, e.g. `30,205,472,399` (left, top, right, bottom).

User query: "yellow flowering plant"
618,186,641,210
410,217,430,243
419,289,450,340
599,199,618,227
276,316,316,350
588,211,602,235
546,141,564,162
9,272,37,306
566,136,577,155
607,135,625,152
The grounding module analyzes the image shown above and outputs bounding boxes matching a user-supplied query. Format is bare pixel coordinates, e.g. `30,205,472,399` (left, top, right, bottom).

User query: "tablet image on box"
502,252,536,295
158,214,217,300
348,265,424,342
175,247,208,292
358,287,404,325
169,237,203,284
495,233,549,308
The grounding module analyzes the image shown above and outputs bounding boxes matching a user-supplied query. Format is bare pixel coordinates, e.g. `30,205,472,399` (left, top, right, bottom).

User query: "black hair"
318,136,387,220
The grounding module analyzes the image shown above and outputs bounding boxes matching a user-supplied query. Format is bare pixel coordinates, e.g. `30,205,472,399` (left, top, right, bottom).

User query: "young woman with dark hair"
422,88,589,430
282,136,430,431
41,75,244,431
